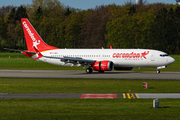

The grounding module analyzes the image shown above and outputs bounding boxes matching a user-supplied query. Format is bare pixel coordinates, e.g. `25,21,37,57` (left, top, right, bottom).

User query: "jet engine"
92,61,114,71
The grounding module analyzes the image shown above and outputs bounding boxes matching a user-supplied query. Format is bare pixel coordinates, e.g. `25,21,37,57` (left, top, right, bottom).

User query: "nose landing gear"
156,66,166,74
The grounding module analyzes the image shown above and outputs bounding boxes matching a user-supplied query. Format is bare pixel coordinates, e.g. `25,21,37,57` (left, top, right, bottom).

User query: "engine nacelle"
114,67,133,70
92,61,114,71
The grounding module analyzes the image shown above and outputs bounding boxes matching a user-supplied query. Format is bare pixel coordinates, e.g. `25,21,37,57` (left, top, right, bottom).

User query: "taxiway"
0,70,179,79
1,93,180,99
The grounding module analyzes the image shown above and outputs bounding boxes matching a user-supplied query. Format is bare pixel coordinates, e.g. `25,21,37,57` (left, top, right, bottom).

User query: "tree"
140,8,156,49
64,11,84,48
6,5,28,49
0,5,15,18
16,5,28,21
0,2,180,53
35,0,66,47
174,6,180,54
106,5,134,48
128,5,136,15
151,8,168,52
65,7,72,16
79,5,111,48
31,6,43,33
7,7,16,24
166,7,176,54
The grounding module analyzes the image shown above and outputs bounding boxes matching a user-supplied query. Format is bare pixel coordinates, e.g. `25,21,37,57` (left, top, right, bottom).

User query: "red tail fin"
21,18,58,52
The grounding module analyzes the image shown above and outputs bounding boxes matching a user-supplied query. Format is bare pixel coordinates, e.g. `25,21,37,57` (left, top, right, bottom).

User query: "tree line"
0,0,180,54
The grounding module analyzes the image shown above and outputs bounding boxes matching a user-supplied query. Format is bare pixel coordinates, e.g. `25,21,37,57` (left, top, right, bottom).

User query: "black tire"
86,68,93,73
156,70,160,74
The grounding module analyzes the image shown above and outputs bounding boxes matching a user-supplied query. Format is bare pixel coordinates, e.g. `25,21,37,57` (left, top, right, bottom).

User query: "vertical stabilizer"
21,18,58,52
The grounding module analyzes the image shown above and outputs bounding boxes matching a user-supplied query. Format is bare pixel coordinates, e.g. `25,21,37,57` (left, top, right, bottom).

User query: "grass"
0,99,180,120
0,53,179,71
0,78,180,93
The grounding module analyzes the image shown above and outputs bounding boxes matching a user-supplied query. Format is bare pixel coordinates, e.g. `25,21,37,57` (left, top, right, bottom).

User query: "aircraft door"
151,52,155,61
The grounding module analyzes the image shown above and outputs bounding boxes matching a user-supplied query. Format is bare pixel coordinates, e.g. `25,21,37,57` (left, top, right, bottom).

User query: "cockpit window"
160,54,168,57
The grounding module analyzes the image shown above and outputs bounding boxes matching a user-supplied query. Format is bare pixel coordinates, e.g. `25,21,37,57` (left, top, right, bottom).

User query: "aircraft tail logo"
21,18,58,52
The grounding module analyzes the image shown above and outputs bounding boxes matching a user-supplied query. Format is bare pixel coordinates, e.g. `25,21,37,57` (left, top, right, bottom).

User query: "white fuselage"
33,49,175,68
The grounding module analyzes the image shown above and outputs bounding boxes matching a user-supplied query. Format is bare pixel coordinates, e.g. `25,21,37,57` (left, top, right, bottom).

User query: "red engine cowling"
114,67,133,70
92,61,114,71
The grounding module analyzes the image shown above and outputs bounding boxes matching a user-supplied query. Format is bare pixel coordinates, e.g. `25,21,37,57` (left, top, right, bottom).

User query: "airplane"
5,18,175,74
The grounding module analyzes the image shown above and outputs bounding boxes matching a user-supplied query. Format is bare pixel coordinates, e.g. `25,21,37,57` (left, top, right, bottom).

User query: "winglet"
33,46,43,60
110,45,113,49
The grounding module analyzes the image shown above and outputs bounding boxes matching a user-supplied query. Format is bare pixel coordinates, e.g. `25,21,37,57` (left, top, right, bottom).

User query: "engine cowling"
92,61,114,71
114,67,133,70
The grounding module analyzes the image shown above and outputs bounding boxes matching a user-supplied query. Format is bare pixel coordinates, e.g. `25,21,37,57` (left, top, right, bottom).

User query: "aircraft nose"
169,57,175,64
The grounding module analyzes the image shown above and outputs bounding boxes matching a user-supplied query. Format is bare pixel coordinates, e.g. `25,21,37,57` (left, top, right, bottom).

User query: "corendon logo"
101,64,107,70
113,51,149,60
23,21,40,48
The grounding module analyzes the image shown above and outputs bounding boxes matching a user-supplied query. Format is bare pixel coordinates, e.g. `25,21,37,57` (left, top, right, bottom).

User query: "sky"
0,0,177,9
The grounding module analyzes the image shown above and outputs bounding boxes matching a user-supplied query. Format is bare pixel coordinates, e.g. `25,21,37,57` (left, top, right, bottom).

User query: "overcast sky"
1,0,177,9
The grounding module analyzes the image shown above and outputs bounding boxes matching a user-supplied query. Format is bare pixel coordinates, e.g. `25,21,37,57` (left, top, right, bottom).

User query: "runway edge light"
143,82,148,89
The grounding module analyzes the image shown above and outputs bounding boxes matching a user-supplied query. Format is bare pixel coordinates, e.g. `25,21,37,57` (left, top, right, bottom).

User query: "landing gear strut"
86,67,93,73
156,66,166,74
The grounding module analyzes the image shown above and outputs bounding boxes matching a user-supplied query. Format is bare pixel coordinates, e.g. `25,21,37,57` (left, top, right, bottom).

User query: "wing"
33,47,96,67
44,56,96,67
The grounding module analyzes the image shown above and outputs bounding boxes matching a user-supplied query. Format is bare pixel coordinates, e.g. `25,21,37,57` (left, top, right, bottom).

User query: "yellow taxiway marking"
123,93,126,98
127,93,131,99
135,93,140,98
131,93,135,98
123,93,139,99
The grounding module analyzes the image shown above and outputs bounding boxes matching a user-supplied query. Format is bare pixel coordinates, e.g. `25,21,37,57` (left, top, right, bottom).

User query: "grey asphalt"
1,93,180,99
0,70,180,79
137,93,180,99
0,93,82,99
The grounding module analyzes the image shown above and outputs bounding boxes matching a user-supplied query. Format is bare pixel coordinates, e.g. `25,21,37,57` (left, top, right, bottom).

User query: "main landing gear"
85,67,105,73
86,67,93,73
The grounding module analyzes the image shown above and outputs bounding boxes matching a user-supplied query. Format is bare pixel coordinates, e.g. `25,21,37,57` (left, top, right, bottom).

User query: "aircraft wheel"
86,68,93,73
156,70,160,74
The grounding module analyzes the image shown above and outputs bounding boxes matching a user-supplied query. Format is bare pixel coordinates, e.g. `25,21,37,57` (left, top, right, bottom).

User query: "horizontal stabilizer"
4,48,36,54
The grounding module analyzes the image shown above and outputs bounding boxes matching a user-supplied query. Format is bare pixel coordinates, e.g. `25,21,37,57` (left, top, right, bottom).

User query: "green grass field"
0,99,180,120
0,53,179,71
0,78,180,93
